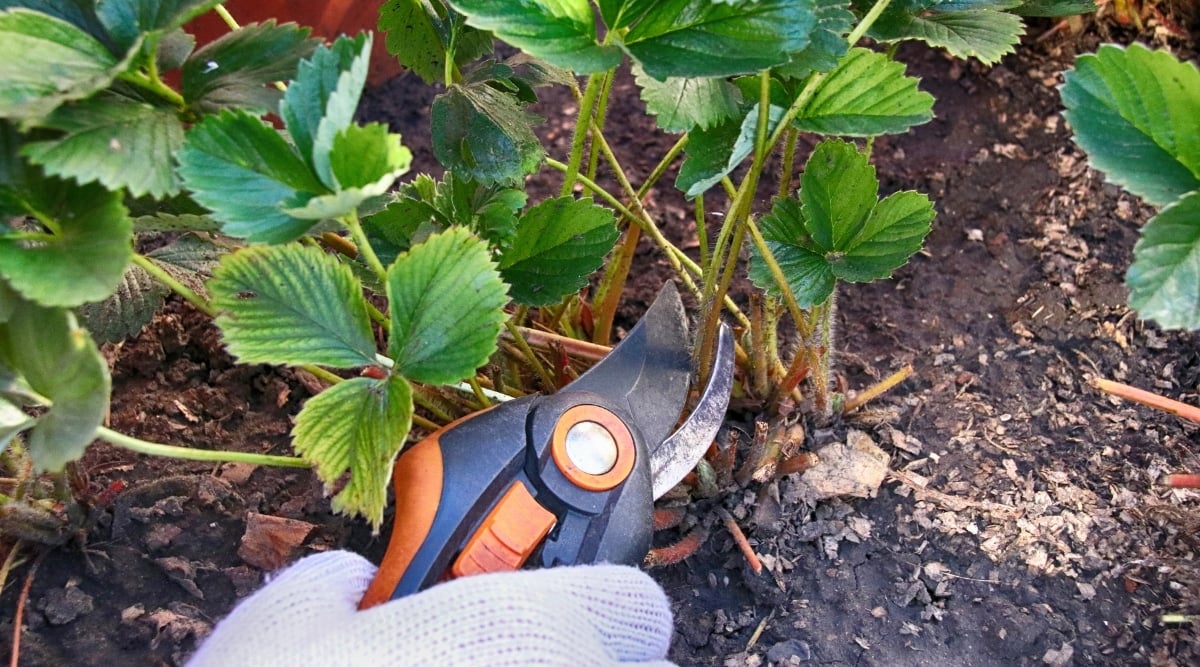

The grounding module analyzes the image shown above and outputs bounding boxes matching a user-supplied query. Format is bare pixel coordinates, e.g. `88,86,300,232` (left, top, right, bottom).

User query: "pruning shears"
359,282,734,608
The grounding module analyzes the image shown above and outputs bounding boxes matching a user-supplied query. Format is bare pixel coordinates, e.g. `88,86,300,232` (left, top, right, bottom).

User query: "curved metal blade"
565,282,692,451
651,321,734,499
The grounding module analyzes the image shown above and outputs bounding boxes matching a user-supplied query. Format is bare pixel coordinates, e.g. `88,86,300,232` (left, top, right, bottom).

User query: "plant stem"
695,194,709,268
592,225,641,344
503,320,557,389
300,365,343,386
561,72,607,196
132,254,217,317
342,210,388,284
586,70,616,182
778,127,799,199
214,4,241,30
97,426,310,467
842,363,913,413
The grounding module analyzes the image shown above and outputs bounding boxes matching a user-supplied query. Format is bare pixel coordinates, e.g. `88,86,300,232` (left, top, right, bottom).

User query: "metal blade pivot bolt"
565,421,618,475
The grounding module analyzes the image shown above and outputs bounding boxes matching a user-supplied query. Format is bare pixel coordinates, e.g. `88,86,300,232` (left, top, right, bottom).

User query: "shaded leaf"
1126,192,1200,330
176,109,324,243
209,244,377,368
0,181,132,307
1011,0,1096,16
75,262,168,343
677,103,783,197
622,0,817,79
1060,43,1200,207
432,81,543,185
378,0,492,85
447,0,622,73
870,8,1024,65
499,196,618,305
387,227,507,385
96,0,222,53
292,375,412,531
0,8,136,125
775,0,855,81
0,299,109,470
794,48,934,137
21,96,185,198
0,396,34,453
182,20,318,114
634,64,741,133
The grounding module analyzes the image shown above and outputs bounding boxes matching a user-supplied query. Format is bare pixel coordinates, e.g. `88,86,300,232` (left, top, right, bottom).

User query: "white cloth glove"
187,550,678,667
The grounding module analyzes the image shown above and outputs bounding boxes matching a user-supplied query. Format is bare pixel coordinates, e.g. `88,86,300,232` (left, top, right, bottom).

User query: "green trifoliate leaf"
750,140,933,307
176,109,325,243
378,0,493,85
387,227,508,385
283,122,412,220
280,33,372,189
677,103,784,197
209,244,377,368
0,1,111,43
0,9,137,125
367,172,526,256
1061,44,1200,208
1011,0,1097,16
432,81,543,186
292,375,413,531
794,48,934,137
870,8,1024,65
0,396,34,454
21,96,185,198
447,0,622,73
1126,192,1200,330
634,64,741,133
182,20,318,114
621,0,816,79
775,0,854,81
0,299,109,471
0,181,132,307
499,196,618,306
96,0,222,53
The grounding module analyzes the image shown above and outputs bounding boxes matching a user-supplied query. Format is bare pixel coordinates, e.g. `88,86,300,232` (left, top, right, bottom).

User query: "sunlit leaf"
794,48,934,136
182,20,318,114
499,196,618,305
634,64,741,133
447,0,621,73
378,0,492,85
209,244,377,368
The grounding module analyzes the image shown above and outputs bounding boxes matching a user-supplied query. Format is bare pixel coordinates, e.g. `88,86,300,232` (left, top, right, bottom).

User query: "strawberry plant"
1060,43,1200,330
0,0,1094,534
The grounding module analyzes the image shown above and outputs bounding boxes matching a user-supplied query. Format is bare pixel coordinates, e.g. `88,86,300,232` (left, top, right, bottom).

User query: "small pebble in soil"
37,585,94,626
766,638,812,664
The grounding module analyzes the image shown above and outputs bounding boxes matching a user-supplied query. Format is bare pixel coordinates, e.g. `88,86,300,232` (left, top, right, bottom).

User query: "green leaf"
0,396,34,454
283,122,412,220
1011,0,1096,16
432,81,544,185
870,8,1024,65
794,48,934,137
370,171,526,254
182,20,318,114
1126,191,1200,330
280,33,372,189
676,103,783,197
0,299,109,471
775,0,854,81
21,96,185,198
75,263,168,343
292,375,412,531
634,64,741,133
0,181,133,307
378,0,492,85
1061,44,1200,208
447,0,622,73
96,0,222,53
387,227,508,385
209,244,377,368
133,212,221,233
0,9,137,125
621,0,816,79
750,141,933,306
499,196,618,305
176,109,324,243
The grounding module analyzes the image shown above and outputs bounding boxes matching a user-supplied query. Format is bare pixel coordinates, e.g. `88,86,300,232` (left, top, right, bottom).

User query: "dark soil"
3,20,1200,667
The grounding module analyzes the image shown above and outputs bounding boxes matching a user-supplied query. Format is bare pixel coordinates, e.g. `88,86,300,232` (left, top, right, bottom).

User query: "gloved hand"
187,550,678,667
